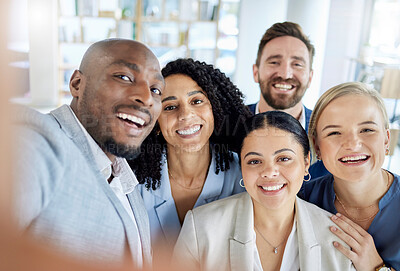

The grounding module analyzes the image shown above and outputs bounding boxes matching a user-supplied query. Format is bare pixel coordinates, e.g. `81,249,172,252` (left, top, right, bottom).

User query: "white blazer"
173,192,355,271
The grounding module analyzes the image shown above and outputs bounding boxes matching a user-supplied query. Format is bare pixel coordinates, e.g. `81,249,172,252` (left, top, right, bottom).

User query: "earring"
385,147,390,155
239,178,245,188
303,173,311,182
156,129,160,136
316,154,321,160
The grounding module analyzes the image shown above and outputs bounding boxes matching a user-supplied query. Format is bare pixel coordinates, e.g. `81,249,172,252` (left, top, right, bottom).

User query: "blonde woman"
300,82,399,270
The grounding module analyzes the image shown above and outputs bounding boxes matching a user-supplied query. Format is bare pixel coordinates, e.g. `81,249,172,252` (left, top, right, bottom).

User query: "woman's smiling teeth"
261,184,285,191
339,155,369,163
177,125,201,135
117,113,145,126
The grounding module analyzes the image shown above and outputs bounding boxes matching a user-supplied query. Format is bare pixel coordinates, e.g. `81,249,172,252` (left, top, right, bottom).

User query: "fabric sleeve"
12,119,65,229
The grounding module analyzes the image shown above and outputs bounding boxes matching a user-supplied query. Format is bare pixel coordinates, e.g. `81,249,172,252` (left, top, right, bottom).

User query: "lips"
176,124,201,135
339,155,370,164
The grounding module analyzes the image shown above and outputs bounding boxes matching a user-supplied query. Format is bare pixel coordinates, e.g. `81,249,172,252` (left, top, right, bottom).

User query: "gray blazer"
173,192,355,271
13,105,151,267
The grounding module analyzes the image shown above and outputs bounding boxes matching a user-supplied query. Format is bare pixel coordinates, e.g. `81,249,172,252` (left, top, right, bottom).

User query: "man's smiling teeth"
177,125,201,135
340,155,368,162
117,113,145,126
261,184,284,191
274,83,293,90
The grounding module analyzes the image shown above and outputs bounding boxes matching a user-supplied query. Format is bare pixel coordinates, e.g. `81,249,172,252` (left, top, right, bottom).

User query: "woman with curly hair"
128,58,251,253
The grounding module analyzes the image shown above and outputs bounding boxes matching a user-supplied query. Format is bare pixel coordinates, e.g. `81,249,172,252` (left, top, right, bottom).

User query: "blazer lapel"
230,193,255,271
196,151,224,205
51,105,148,265
50,105,94,161
295,197,321,271
153,160,182,246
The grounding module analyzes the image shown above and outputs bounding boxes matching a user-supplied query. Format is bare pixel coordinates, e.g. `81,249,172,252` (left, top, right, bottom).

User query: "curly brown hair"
128,58,251,190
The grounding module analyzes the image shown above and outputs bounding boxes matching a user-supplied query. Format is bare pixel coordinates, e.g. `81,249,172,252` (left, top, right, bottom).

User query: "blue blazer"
138,151,245,249
13,105,152,267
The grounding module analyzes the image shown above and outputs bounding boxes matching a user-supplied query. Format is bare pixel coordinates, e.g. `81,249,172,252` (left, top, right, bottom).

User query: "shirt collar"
111,158,138,194
297,106,306,129
66,105,137,194
255,102,306,130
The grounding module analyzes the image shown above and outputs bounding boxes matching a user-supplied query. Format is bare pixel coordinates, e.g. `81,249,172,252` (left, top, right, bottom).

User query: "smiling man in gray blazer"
13,39,165,269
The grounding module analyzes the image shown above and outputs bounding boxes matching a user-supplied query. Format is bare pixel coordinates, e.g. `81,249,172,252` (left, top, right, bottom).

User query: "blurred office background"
6,0,400,173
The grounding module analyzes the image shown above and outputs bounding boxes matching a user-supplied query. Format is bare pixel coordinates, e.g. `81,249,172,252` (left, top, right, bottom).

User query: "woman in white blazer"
173,111,355,271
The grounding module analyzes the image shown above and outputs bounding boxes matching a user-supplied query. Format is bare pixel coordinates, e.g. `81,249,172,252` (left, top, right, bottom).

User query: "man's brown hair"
255,21,315,68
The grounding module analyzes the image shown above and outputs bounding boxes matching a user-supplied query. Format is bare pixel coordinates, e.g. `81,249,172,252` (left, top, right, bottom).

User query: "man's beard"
259,77,306,110
102,137,141,160
78,86,143,160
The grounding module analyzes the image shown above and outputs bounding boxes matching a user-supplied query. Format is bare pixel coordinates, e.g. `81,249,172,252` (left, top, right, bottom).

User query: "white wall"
320,0,367,94
234,0,287,105
28,0,58,107
286,0,330,109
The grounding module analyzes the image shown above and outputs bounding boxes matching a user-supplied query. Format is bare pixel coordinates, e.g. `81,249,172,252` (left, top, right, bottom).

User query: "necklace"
335,170,390,222
168,172,204,190
254,223,292,254
335,194,379,222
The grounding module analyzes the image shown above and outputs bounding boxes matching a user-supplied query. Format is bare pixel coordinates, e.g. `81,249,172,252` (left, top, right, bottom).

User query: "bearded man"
248,22,330,179
249,21,314,132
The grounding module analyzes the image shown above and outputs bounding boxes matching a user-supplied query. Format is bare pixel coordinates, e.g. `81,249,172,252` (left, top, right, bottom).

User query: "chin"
180,142,208,153
103,138,141,159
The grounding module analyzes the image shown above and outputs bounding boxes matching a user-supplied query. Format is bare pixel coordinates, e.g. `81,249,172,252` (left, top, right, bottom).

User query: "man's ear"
307,69,314,88
70,70,84,98
252,64,259,83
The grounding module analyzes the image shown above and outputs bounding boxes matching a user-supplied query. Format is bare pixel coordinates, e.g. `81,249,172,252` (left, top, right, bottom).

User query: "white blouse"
254,219,299,271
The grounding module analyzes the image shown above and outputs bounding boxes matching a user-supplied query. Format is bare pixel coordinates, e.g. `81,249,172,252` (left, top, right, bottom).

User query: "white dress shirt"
254,220,299,271
67,105,143,267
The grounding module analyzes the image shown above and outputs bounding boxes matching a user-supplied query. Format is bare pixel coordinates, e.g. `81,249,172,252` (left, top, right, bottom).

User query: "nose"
342,132,362,150
261,163,279,179
277,62,293,79
129,81,154,107
178,104,195,121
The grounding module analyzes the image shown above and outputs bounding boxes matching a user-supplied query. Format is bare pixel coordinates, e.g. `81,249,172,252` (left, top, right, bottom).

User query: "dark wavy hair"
238,111,310,162
128,58,252,190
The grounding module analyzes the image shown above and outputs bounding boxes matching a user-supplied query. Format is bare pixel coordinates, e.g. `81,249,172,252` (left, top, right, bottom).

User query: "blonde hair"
308,82,389,157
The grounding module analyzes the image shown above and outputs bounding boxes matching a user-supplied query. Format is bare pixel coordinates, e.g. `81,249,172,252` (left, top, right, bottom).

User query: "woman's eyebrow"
162,96,177,103
274,148,295,155
243,151,262,159
187,90,205,97
322,124,341,132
